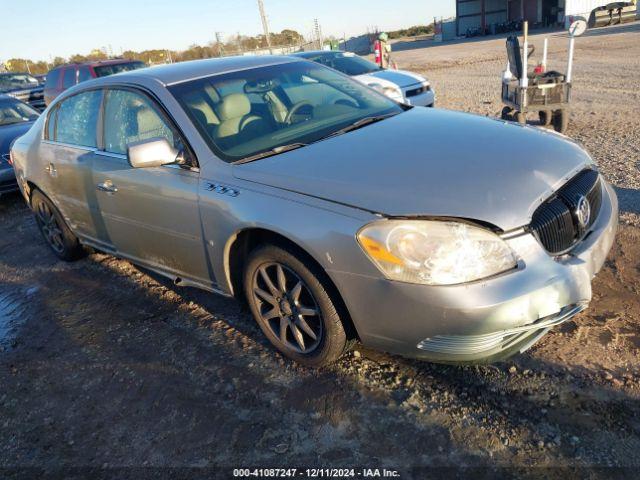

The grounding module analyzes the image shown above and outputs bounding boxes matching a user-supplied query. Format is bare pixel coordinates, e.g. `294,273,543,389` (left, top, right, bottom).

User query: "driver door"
90,88,210,284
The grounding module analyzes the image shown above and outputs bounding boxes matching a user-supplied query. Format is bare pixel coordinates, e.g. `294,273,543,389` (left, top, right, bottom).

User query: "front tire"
244,245,348,367
31,190,84,261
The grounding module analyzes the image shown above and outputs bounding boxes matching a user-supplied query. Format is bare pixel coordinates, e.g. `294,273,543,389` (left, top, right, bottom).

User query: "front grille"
406,84,430,97
530,169,602,254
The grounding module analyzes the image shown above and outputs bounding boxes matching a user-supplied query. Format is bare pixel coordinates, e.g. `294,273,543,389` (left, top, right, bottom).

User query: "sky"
3,0,455,61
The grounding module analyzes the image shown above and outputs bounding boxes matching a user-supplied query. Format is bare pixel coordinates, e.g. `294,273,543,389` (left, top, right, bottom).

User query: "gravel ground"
1,23,639,478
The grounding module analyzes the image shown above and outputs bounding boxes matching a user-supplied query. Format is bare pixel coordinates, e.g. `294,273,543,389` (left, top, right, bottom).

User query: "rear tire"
501,106,512,120
244,244,348,367
31,190,85,261
539,110,552,126
553,109,569,134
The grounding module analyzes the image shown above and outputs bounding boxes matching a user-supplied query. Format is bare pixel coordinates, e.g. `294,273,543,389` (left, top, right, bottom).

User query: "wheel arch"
224,227,360,341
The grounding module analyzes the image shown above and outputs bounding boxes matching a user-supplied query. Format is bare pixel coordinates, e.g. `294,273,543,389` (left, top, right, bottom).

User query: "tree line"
2,29,306,75
2,25,433,75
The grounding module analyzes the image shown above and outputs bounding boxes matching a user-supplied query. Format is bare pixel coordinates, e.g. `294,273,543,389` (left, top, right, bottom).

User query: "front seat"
215,93,265,139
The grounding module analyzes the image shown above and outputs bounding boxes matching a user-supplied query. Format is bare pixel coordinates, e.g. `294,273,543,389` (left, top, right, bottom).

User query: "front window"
0,73,40,92
93,61,146,78
306,52,381,76
169,61,403,162
103,89,181,156
0,98,39,126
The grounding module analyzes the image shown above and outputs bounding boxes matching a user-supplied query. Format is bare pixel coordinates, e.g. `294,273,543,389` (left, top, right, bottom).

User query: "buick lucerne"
10,56,618,366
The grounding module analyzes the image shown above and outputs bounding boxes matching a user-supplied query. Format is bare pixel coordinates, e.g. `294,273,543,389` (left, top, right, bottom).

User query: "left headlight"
368,82,403,100
357,220,518,286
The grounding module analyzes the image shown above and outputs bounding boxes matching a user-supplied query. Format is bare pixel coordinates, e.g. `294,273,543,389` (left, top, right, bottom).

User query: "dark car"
0,72,46,111
44,59,146,106
0,94,38,196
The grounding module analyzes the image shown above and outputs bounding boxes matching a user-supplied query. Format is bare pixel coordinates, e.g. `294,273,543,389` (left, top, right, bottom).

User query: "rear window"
53,90,102,147
93,61,145,78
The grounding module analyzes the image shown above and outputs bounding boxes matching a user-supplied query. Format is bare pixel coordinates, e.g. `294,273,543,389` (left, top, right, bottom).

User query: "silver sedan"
10,56,618,366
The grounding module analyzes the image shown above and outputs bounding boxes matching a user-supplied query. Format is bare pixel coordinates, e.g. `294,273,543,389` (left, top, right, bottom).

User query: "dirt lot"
1,23,639,478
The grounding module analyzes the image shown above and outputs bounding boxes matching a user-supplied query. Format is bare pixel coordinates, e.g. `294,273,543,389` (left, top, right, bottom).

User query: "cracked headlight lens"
358,220,518,285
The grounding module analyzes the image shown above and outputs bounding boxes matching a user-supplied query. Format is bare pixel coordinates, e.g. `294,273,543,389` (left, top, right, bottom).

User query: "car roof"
87,55,302,87
292,50,343,58
0,72,33,76
51,59,142,70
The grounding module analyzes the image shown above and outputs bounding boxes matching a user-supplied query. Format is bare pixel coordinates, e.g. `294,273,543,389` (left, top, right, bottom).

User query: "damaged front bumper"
332,180,618,363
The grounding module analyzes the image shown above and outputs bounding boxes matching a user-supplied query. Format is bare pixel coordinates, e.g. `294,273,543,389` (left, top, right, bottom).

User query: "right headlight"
357,220,518,286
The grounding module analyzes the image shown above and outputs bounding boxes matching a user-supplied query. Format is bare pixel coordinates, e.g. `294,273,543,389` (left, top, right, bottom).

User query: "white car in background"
293,50,435,107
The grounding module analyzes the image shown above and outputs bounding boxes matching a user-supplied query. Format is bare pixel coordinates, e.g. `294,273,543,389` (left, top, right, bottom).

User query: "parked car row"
0,94,39,196
9,54,617,368
0,72,46,111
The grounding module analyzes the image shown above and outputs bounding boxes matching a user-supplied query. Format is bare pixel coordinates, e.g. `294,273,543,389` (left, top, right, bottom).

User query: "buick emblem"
576,196,591,228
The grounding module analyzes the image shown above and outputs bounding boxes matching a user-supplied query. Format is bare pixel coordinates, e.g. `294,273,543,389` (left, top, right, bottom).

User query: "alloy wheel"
35,201,65,254
251,262,323,354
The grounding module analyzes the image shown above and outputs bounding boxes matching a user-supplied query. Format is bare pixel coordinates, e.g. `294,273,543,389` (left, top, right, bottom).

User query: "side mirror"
127,137,178,168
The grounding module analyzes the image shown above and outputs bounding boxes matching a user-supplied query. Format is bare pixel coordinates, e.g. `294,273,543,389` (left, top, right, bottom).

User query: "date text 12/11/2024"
233,468,401,478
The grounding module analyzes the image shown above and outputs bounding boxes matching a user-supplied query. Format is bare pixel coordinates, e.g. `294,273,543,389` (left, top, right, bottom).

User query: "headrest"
219,93,251,120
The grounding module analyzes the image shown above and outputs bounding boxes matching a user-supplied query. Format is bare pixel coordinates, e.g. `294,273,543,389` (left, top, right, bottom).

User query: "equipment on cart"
500,21,578,134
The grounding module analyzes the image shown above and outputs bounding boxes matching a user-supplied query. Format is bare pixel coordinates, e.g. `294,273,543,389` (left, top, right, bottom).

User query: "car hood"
0,122,34,155
366,69,427,88
233,108,593,231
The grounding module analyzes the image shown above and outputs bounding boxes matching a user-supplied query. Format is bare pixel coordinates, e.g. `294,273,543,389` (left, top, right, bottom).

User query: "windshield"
305,52,381,76
0,98,39,126
169,61,403,162
93,61,146,77
0,73,40,92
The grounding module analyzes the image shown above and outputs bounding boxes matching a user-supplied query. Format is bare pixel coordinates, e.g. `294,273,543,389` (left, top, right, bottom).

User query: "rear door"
90,87,209,283
41,89,105,241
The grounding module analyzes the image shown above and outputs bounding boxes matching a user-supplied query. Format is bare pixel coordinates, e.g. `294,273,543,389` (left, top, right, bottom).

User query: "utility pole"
314,18,323,49
215,32,225,57
257,0,273,54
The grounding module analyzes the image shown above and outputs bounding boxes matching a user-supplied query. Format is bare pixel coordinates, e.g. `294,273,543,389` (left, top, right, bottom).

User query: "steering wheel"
285,101,314,125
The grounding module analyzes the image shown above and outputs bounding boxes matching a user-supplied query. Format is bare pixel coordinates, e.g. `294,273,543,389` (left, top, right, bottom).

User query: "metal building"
455,0,636,36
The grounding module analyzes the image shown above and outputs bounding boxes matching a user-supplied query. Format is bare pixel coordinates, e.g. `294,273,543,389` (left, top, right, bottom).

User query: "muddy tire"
539,110,552,126
244,244,348,367
553,109,569,134
31,190,84,261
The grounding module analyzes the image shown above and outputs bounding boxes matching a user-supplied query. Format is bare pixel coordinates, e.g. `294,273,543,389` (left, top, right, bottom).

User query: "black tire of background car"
553,109,569,134
539,110,553,126
244,244,348,367
31,189,85,261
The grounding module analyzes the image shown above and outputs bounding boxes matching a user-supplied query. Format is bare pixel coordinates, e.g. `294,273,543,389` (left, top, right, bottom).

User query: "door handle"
96,181,118,194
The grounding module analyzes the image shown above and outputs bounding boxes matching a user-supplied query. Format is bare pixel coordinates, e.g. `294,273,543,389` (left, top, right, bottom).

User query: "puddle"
0,286,38,352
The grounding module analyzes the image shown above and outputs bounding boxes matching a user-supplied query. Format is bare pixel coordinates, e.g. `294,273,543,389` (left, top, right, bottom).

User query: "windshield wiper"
233,142,308,165
320,113,399,141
